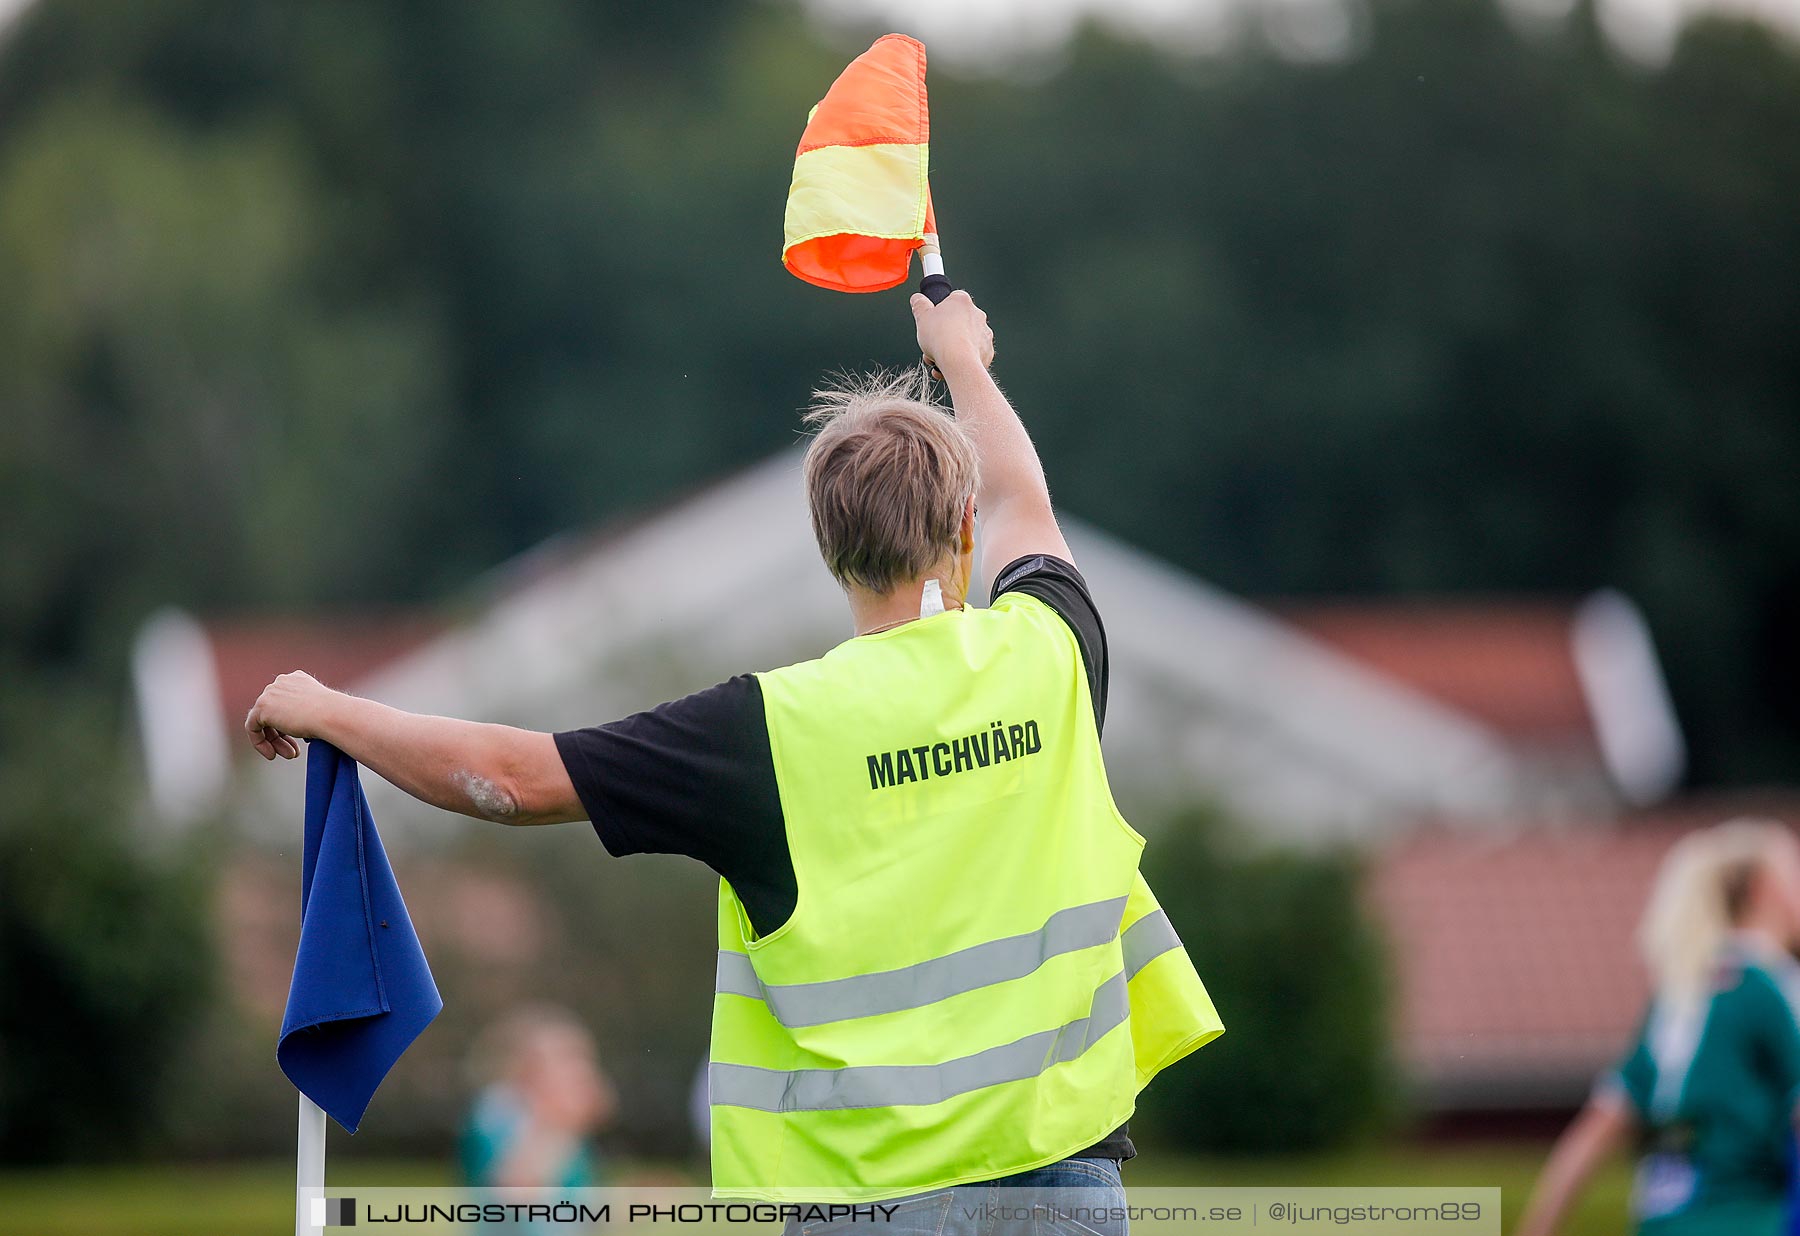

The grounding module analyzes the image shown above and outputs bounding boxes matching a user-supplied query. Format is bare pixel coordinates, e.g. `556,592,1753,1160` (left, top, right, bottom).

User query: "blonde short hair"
802,367,979,594
463,1003,594,1089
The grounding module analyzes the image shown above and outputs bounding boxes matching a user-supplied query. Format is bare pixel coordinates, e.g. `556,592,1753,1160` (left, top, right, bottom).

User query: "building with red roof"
128,450,1718,1114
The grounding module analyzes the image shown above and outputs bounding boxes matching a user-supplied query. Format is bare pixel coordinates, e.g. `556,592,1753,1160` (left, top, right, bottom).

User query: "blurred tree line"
1,0,1798,1160
1136,808,1394,1152
1,0,1797,782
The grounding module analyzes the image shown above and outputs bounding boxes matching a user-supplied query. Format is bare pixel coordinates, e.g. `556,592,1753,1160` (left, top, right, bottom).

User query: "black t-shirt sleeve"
553,674,796,937
991,554,1110,733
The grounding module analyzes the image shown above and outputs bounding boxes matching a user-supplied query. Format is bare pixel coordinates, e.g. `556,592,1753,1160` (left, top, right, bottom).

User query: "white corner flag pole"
296,1093,327,1236
920,233,945,280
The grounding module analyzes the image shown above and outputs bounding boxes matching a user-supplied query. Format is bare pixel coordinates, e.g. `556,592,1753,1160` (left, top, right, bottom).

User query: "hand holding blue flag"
279,741,441,1134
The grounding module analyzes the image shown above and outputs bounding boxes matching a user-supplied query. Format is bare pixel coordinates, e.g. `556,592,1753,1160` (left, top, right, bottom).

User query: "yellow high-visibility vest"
709,592,1223,1201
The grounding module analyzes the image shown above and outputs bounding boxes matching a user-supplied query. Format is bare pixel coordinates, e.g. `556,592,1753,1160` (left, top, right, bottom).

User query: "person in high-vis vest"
244,291,1224,1220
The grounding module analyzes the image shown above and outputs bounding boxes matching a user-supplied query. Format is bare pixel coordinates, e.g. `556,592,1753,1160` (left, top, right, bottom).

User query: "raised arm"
243,671,583,826
911,291,1073,571
1514,1089,1635,1236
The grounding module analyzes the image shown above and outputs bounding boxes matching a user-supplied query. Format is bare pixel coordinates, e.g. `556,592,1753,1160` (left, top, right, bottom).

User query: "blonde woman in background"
460,1005,616,1194
1518,819,1800,1236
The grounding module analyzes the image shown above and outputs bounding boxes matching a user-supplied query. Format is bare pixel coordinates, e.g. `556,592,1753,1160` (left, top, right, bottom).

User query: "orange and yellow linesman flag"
783,34,954,303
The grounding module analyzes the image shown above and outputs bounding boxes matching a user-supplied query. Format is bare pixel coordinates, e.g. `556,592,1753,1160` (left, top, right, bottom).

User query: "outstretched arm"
1514,1089,1634,1236
244,671,583,826
911,291,1072,571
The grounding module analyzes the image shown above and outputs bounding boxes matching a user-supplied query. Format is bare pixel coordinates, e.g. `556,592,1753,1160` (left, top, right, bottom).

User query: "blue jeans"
784,1157,1128,1236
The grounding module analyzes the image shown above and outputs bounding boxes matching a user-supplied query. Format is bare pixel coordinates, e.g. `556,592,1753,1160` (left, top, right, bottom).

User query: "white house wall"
225,450,1542,847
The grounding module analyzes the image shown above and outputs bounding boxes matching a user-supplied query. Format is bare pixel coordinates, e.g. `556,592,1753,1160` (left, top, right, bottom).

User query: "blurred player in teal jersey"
1520,819,1800,1236
461,1004,615,1228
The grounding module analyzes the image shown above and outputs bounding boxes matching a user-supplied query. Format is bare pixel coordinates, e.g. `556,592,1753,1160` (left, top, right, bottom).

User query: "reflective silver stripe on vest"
710,969,1131,1112
1121,909,1181,980
714,895,1129,1029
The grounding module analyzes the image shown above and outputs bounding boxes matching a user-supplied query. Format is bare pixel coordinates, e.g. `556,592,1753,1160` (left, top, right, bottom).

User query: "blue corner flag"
278,741,442,1134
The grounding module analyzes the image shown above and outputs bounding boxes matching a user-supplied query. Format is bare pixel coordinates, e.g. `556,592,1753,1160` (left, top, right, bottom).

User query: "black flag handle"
919,273,955,304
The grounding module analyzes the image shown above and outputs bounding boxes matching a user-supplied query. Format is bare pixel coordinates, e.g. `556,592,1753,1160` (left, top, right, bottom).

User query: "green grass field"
0,1143,1634,1236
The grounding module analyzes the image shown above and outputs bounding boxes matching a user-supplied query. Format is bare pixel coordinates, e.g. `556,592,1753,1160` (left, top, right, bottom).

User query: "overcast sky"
0,0,1795,71
807,0,1800,66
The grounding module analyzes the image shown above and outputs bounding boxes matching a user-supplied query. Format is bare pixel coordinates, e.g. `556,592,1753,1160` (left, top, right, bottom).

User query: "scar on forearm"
453,769,516,821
